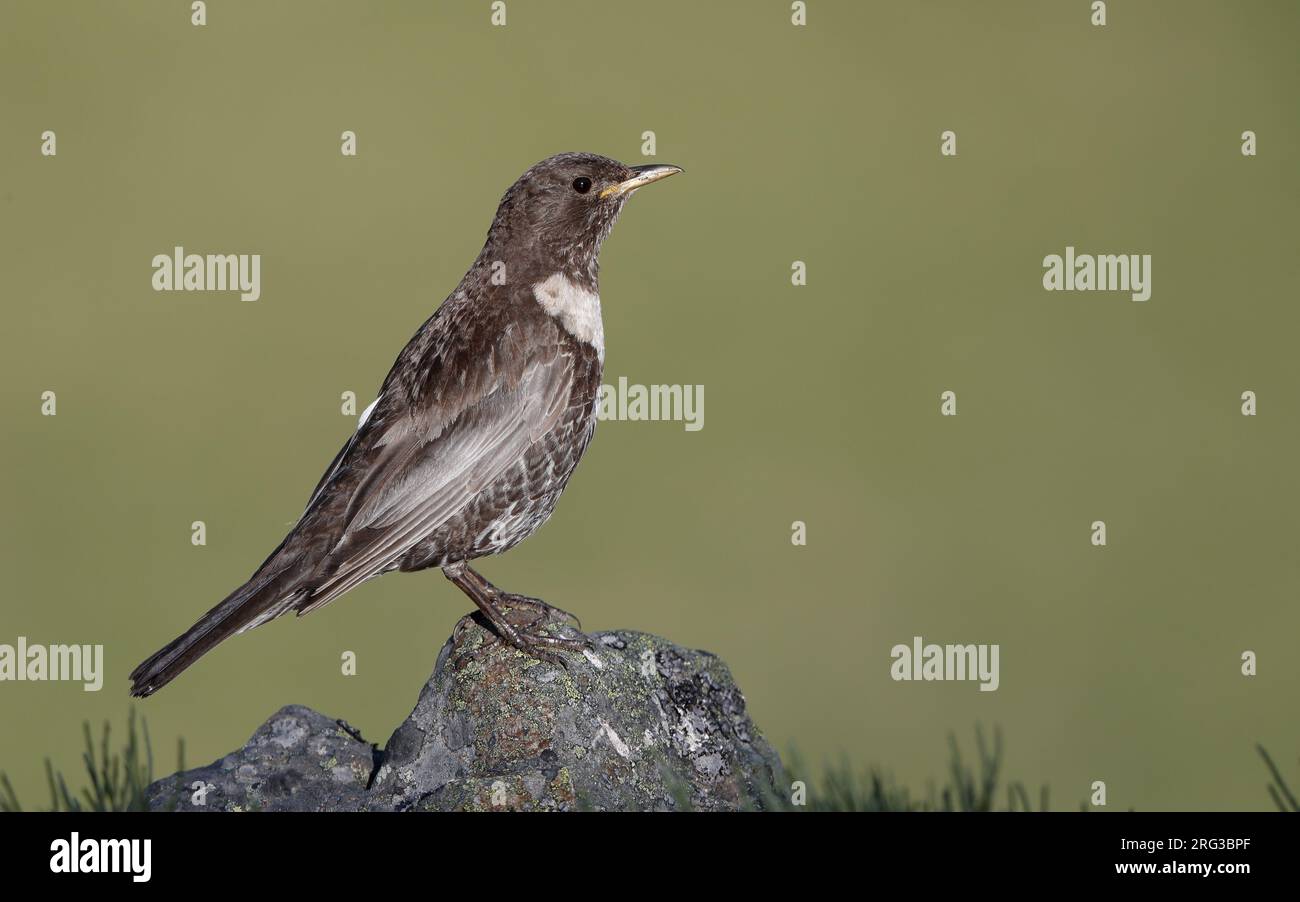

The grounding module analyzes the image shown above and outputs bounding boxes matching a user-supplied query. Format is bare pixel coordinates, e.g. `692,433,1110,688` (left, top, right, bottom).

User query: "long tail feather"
129,570,289,697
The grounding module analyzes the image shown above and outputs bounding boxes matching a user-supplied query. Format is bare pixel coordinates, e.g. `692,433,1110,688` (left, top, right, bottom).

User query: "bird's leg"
459,564,583,629
442,563,589,665
461,567,589,648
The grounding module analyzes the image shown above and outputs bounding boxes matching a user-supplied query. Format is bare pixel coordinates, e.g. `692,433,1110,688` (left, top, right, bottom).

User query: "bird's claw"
485,595,592,668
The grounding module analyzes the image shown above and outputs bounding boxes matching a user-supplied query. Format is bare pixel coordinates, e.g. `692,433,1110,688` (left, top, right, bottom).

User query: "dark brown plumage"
130,152,681,696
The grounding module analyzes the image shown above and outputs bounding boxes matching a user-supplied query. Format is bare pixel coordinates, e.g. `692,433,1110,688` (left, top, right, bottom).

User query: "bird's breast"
531,273,604,361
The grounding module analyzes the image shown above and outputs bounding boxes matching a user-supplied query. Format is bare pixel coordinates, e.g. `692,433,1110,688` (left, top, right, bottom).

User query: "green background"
2,0,1297,811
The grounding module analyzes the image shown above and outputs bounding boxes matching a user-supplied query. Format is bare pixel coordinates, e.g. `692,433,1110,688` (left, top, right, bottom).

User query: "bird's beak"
600,164,683,198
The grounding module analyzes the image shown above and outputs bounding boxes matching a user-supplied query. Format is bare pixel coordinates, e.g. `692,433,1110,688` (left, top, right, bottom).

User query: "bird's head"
484,152,682,285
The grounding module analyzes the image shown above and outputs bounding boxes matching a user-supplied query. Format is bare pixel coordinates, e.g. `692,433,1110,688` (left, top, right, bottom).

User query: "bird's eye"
572,177,592,194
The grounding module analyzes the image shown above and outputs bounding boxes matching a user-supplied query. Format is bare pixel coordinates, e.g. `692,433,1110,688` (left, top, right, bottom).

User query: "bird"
130,152,682,697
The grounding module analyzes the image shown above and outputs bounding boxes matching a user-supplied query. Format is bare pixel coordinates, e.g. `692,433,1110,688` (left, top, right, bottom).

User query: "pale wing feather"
293,355,573,617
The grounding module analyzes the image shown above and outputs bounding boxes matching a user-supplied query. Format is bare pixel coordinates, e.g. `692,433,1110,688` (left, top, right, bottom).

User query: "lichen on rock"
147,606,784,812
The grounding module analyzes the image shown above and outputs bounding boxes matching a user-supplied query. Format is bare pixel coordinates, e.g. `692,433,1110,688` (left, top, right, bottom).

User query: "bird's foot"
499,593,584,630
481,594,592,668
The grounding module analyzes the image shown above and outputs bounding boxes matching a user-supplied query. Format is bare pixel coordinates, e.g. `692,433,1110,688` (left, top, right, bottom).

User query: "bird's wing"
287,335,575,618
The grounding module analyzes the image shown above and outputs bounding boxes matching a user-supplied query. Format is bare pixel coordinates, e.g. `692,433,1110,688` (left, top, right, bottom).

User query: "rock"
147,604,785,811
146,705,376,812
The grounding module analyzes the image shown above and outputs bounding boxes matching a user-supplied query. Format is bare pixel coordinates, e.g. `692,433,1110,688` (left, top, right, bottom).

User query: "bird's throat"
532,273,605,360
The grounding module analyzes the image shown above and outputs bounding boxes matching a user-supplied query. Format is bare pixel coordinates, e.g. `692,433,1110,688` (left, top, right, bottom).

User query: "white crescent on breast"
532,273,604,360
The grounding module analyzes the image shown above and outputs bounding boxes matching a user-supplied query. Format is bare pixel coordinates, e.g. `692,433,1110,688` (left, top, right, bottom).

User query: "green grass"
769,728,1300,812
770,725,1053,811
1257,744,1300,813
0,708,183,812
2,715,1295,812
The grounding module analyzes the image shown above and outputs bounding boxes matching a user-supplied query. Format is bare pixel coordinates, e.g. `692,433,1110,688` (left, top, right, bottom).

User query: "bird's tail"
129,568,292,698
